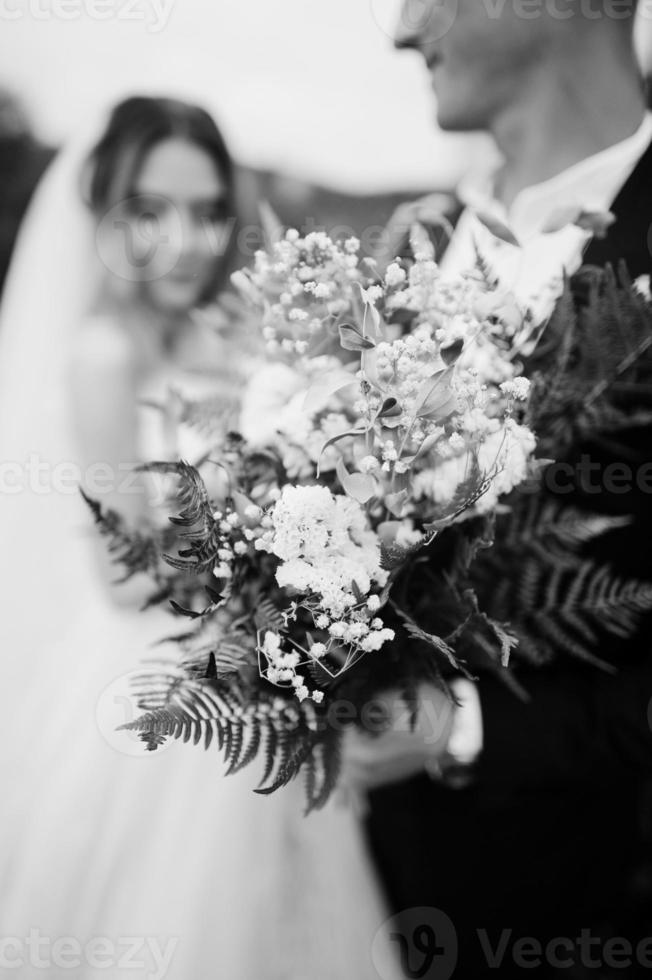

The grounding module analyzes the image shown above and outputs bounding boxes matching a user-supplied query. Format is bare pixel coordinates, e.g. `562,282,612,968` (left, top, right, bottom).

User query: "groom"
344,1,652,976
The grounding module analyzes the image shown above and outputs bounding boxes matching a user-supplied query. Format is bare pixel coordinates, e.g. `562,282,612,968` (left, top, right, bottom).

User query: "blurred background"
0,0,478,297
2,0,488,188
2,0,652,296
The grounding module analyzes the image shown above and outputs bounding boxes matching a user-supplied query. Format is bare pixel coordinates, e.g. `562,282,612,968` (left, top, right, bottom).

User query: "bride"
0,96,400,980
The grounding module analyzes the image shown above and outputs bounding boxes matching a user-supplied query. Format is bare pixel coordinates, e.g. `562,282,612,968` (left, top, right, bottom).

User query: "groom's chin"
434,99,487,134
429,76,489,133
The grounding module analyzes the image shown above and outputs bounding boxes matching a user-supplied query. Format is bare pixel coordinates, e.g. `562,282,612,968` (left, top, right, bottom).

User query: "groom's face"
394,0,557,131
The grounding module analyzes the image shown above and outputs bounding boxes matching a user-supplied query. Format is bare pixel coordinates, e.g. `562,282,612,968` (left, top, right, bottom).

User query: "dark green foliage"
527,264,652,458
486,265,652,667
120,667,341,813
80,488,176,606
471,496,652,668
139,461,223,575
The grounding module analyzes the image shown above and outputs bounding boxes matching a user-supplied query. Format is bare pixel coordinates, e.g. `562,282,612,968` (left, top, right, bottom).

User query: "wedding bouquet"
90,213,652,811
85,220,550,809
228,228,538,698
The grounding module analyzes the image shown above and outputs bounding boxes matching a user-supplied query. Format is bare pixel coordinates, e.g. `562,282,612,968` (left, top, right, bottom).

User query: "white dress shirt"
442,112,652,323
444,113,652,768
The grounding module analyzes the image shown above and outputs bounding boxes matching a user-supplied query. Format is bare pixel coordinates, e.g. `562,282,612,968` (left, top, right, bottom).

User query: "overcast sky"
2,0,651,192
0,0,488,191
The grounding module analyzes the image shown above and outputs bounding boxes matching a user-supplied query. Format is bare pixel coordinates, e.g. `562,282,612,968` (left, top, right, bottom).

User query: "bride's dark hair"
84,95,237,294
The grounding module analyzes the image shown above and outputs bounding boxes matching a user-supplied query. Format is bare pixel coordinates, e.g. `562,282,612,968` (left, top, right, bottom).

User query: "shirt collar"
457,111,652,242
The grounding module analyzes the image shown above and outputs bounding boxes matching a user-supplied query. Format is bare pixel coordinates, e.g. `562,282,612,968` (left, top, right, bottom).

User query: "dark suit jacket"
366,140,652,979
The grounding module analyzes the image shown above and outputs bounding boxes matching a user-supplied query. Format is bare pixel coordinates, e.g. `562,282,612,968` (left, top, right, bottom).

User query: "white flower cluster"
210,506,246,580
374,334,445,417
210,498,266,580
238,234,538,531
258,630,325,704
254,485,394,701
256,485,388,618
351,255,537,514
239,230,364,358
412,418,536,514
499,377,531,401
386,257,528,386
234,229,540,685
240,357,355,479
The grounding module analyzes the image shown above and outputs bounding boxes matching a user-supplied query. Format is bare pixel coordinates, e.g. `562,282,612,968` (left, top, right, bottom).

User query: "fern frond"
80,489,175,606
496,497,631,552
139,460,229,576
254,598,286,633
470,492,652,667
392,604,472,676
527,265,652,455
121,667,341,810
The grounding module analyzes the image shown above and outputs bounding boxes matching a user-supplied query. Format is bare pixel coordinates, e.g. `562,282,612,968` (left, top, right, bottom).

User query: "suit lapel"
583,137,652,277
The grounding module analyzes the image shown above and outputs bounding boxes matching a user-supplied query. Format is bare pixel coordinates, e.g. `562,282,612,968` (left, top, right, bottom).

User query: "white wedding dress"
0,132,401,980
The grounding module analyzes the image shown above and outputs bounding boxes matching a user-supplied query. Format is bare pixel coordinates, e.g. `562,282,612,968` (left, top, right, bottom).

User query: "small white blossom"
329,622,347,639
382,443,398,463
500,377,531,401
448,433,466,453
359,455,380,473
385,263,407,288
213,563,232,579
360,629,395,652
289,308,308,322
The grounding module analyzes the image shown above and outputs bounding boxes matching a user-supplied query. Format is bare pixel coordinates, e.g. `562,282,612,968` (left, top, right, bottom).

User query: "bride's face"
105,137,230,314
394,0,558,131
